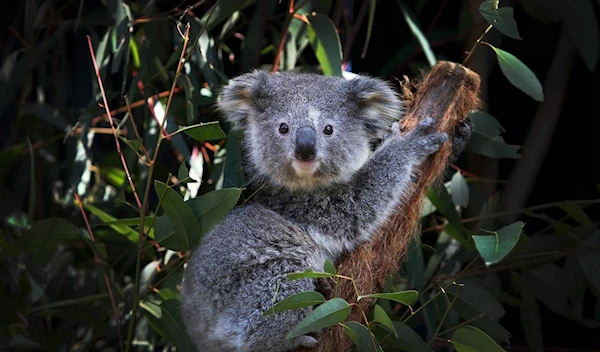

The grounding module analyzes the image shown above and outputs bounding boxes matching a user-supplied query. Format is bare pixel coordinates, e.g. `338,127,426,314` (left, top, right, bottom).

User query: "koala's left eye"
323,125,334,135
279,123,289,134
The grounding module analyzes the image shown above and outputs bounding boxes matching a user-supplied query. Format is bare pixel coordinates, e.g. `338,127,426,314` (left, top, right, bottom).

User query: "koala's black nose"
294,127,317,161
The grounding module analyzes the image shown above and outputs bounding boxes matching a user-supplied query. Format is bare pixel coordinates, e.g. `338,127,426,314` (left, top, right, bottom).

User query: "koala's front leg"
351,117,447,240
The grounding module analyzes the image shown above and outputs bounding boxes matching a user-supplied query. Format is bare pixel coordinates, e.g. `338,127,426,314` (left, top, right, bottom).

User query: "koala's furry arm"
181,71,448,352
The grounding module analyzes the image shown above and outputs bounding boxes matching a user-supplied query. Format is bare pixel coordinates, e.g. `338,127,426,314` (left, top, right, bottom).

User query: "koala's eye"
279,123,289,134
323,125,334,135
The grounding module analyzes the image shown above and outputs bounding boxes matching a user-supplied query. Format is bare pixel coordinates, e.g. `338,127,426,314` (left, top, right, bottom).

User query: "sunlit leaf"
306,13,343,76
451,171,469,208
358,290,418,306
263,291,325,316
286,298,350,339
473,221,525,266
287,268,335,280
489,45,544,101
396,0,436,67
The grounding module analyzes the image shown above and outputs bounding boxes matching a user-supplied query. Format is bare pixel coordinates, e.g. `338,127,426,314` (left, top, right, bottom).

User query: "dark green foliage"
0,0,598,351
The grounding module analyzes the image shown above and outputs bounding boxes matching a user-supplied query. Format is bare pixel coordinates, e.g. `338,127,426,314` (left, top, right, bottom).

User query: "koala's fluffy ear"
217,70,270,127
345,76,403,140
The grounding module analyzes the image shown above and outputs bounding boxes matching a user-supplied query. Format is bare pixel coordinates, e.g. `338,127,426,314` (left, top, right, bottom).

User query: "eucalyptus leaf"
473,221,525,266
490,46,544,101
154,181,201,251
306,13,343,77
479,3,522,40
263,291,326,316
341,321,383,352
373,304,396,337
450,171,469,208
286,298,350,339
451,325,506,352
180,121,226,141
358,290,418,306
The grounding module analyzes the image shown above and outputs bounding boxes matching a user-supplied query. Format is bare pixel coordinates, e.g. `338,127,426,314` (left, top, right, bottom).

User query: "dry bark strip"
297,60,481,352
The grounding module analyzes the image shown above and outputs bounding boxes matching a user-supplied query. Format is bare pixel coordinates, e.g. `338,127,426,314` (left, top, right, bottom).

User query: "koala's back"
182,204,321,352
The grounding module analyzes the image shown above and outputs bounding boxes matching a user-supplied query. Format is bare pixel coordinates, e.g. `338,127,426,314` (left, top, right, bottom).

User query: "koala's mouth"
291,159,320,176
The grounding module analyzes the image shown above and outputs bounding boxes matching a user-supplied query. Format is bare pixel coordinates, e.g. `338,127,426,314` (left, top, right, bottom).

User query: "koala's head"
218,71,402,191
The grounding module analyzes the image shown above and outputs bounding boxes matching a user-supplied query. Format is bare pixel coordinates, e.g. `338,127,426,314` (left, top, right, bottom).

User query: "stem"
125,22,193,352
463,24,492,65
437,313,485,337
86,36,143,210
425,284,463,351
272,1,295,72
74,193,124,352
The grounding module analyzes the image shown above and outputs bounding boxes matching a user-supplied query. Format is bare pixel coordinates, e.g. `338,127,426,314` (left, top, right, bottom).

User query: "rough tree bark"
301,61,481,352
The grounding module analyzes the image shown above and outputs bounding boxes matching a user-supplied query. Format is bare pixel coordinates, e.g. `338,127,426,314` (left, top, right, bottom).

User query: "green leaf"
147,299,194,352
511,272,544,352
450,279,505,321
489,45,544,101
341,321,383,352
479,3,522,40
186,188,242,237
451,325,506,352
450,171,469,208
358,290,418,306
473,221,525,266
392,324,433,352
0,142,26,183
83,203,139,243
306,13,343,76
373,304,396,337
468,110,520,159
360,0,377,58
177,159,197,185
119,136,143,155
323,260,336,275
426,186,469,242
407,239,425,288
450,292,511,343
263,291,326,316
287,268,335,280
578,230,600,293
559,200,594,228
154,181,201,251
180,121,226,141
223,128,246,188
563,0,599,71
286,298,351,339
396,0,436,67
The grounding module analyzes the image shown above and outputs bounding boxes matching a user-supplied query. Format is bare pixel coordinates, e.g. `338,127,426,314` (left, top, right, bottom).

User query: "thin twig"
272,0,295,72
463,24,492,65
86,35,143,210
74,193,124,352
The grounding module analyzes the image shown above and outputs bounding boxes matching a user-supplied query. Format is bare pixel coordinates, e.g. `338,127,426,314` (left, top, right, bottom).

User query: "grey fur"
181,71,449,352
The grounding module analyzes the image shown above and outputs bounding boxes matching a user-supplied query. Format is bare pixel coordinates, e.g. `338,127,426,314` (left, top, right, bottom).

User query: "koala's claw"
419,132,448,156
452,118,473,155
412,117,436,135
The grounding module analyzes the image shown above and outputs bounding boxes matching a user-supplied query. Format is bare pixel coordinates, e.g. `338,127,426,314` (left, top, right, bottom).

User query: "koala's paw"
451,118,473,156
407,117,448,157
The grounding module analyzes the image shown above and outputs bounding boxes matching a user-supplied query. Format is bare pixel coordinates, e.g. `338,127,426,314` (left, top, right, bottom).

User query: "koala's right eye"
279,123,289,134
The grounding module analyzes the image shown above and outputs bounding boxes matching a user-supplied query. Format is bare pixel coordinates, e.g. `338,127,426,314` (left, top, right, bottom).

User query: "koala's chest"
257,191,355,235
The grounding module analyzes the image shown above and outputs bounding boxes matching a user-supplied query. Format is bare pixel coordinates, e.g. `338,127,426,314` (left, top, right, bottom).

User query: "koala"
181,71,454,352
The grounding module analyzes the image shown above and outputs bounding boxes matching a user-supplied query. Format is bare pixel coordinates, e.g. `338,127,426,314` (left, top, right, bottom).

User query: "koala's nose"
294,127,317,161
